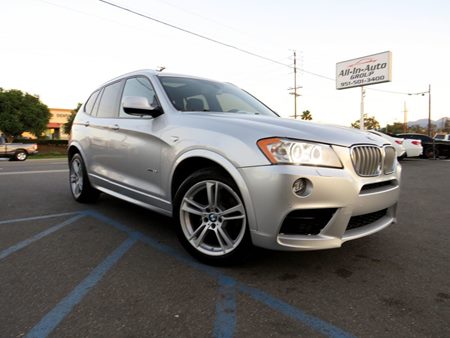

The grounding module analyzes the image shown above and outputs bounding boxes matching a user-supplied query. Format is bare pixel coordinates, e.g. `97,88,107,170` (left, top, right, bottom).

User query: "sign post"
360,87,365,130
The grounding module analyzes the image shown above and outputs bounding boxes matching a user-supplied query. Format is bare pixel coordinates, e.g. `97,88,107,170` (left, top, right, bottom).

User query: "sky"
1,0,449,127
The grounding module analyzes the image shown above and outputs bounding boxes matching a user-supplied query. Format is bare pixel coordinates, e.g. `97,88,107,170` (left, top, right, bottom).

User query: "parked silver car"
69,70,401,264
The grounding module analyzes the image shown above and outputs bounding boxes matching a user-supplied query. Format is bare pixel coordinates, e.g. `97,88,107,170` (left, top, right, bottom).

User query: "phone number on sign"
340,76,385,87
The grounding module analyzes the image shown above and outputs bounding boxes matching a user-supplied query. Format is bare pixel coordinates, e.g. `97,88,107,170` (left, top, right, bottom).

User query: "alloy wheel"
70,157,84,199
179,180,246,257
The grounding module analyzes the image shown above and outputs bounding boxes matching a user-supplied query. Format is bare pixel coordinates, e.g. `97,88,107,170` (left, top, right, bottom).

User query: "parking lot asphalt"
0,158,449,337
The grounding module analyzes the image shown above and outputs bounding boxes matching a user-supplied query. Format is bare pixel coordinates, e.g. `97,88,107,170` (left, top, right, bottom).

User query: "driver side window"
120,77,158,118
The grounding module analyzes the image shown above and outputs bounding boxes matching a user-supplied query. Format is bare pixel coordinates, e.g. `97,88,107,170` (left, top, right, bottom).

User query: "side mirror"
122,96,164,118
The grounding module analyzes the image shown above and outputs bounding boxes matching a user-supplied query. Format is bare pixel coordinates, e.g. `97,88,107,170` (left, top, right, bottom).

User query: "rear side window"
120,77,158,117
97,81,123,118
84,90,100,115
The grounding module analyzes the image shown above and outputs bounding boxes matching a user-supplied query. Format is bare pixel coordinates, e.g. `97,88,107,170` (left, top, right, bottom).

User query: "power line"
98,0,292,69
39,0,422,98
98,1,414,97
98,1,345,81
366,87,411,95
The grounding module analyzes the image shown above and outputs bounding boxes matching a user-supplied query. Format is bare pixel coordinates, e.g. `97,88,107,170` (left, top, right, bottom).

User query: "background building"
22,107,72,140
46,108,72,139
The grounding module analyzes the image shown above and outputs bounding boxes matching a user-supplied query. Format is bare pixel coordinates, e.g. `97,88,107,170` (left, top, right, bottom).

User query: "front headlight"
257,138,343,168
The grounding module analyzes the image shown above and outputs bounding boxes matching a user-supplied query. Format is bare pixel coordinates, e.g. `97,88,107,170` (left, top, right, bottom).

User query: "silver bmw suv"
69,69,401,264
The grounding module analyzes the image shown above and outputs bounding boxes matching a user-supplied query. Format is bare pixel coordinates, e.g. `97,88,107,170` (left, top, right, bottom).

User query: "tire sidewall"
69,153,99,203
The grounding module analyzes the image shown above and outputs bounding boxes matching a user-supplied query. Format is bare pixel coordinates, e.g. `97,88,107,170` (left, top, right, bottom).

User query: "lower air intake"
347,209,387,230
280,209,337,235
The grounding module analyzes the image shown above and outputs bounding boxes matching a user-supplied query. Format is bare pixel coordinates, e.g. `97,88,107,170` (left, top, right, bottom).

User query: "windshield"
157,76,278,117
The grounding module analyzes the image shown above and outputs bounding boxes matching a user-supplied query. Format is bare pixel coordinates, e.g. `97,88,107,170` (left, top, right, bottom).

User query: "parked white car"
368,131,406,159
403,139,423,158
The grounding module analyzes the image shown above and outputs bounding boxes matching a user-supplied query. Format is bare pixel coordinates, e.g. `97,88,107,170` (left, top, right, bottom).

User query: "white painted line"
0,169,69,176
0,211,83,225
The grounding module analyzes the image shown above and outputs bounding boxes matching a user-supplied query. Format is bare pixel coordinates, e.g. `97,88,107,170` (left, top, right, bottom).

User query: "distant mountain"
408,117,449,128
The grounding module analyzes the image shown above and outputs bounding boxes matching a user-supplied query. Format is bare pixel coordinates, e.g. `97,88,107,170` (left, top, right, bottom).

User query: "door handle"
108,124,120,130
83,121,90,127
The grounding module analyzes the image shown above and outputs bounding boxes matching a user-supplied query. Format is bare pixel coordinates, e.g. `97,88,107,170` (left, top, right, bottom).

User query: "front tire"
14,150,28,161
174,168,251,265
69,153,100,203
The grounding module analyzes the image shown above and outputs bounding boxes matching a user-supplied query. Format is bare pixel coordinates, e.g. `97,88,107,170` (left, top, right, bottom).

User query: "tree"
351,114,380,130
63,103,82,135
381,122,404,135
0,88,51,140
301,110,312,120
443,117,450,133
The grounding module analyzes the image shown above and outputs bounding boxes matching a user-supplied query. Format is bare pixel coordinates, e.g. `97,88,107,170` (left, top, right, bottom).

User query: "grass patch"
30,153,68,159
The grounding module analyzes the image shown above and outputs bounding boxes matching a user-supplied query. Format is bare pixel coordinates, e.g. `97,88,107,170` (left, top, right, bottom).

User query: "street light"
408,84,431,136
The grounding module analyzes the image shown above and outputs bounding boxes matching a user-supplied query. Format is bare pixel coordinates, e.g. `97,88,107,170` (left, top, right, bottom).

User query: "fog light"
292,178,312,197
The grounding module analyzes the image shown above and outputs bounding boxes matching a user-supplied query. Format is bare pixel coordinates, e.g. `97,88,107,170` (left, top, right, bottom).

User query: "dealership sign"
336,51,392,90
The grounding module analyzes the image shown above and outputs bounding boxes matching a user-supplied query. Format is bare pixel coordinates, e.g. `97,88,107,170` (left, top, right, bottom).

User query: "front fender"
169,149,258,232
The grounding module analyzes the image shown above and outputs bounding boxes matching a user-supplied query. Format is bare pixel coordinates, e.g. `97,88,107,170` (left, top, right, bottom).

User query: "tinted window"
418,135,431,142
84,90,100,115
92,88,103,116
217,92,256,113
120,77,157,117
158,76,277,116
399,134,432,142
97,81,122,118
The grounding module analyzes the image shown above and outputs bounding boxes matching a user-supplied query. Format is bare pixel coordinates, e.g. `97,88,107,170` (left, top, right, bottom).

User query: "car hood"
180,112,387,147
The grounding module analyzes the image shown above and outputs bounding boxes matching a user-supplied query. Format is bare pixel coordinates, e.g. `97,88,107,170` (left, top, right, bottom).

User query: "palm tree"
301,110,312,120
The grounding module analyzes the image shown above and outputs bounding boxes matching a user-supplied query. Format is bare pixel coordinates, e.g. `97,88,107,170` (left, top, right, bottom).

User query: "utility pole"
408,85,432,136
403,101,408,133
289,50,302,119
428,84,432,137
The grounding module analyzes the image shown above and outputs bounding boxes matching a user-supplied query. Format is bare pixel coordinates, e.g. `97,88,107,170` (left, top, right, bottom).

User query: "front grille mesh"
351,146,382,176
383,146,396,174
351,145,397,177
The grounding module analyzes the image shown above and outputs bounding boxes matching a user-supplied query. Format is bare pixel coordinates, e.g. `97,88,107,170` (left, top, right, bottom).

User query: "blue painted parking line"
2,210,354,337
85,210,355,338
25,237,136,338
238,284,354,338
0,213,85,261
83,210,222,278
214,276,237,338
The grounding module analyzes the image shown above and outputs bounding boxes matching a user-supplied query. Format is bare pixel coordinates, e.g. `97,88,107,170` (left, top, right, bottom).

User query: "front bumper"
238,153,401,251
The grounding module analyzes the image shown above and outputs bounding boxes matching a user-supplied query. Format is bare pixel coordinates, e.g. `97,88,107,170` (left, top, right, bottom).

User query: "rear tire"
69,153,100,203
173,168,251,265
